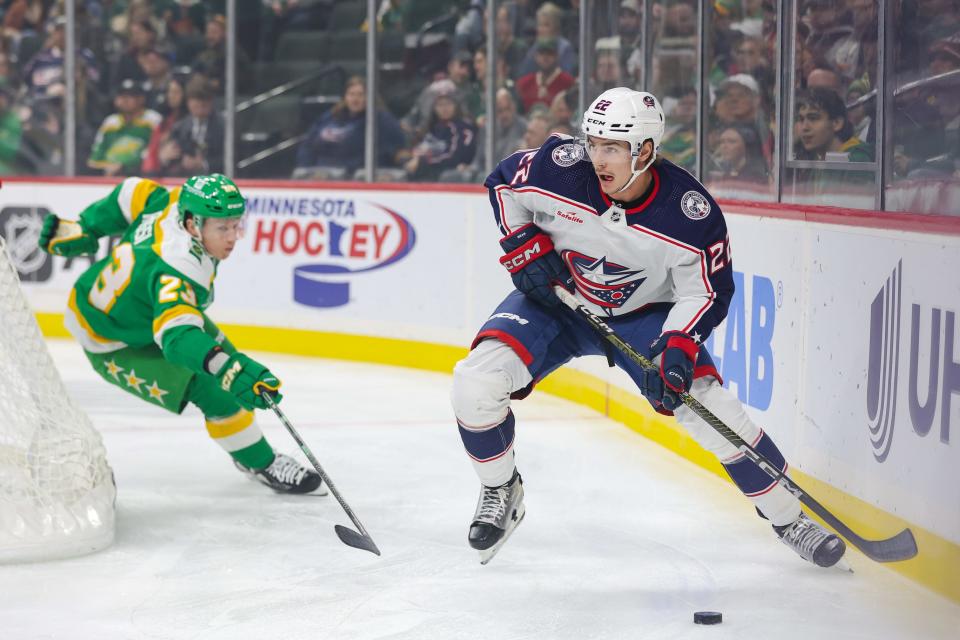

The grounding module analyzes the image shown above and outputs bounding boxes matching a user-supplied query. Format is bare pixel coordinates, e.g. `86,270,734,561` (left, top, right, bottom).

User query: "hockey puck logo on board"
552,143,585,167
680,191,711,220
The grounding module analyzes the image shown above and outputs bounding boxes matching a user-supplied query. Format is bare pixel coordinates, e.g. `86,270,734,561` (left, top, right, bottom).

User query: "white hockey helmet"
580,87,665,193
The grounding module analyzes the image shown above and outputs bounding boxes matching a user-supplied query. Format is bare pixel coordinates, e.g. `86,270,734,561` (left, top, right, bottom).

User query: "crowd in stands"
0,0,235,177
0,0,958,203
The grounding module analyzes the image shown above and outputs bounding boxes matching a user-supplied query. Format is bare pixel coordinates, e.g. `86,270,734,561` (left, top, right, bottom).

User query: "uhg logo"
867,261,958,462
248,196,416,308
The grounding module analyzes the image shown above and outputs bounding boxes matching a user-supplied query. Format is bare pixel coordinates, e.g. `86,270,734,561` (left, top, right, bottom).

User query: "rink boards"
1,179,958,601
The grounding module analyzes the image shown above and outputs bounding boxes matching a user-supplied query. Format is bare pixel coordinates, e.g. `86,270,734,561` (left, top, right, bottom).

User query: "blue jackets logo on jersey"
563,250,646,313
552,143,585,167
680,191,711,220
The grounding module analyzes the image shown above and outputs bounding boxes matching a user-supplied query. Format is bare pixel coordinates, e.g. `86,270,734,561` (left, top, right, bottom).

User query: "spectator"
22,16,100,103
162,0,207,40
141,76,187,176
730,35,770,77
469,47,517,128
495,3,528,79
548,120,574,136
660,85,697,172
165,74,225,175
88,79,162,176
915,0,960,52
404,90,477,181
522,111,551,150
191,14,250,93
806,64,844,94
112,18,158,86
661,0,697,38
481,87,528,167
548,88,575,130
802,0,853,62
794,88,872,162
845,78,872,144
0,79,22,175
140,48,173,112
516,38,575,113
714,74,764,127
294,76,406,178
710,123,769,183
830,0,877,80
593,47,623,93
402,54,475,135
515,2,578,77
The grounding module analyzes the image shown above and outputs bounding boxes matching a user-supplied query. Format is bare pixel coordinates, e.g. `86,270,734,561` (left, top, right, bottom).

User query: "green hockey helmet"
178,174,245,227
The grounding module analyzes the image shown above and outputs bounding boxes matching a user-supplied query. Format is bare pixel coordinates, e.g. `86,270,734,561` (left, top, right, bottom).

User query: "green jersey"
65,177,223,376
88,111,162,172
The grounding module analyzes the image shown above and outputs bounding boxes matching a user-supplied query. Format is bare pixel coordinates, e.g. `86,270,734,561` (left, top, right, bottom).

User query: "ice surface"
1,340,957,639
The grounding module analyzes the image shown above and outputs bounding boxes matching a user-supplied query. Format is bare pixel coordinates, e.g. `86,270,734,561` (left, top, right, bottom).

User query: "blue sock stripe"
458,411,516,462
723,432,787,495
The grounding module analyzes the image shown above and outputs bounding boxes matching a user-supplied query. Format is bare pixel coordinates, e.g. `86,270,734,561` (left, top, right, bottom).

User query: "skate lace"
477,485,509,523
782,516,828,560
268,455,306,486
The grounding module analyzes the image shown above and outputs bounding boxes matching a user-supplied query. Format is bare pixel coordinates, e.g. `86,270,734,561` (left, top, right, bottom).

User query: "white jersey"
485,134,734,342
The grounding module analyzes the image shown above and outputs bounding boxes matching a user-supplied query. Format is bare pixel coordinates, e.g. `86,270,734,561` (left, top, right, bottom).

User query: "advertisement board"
2,181,957,550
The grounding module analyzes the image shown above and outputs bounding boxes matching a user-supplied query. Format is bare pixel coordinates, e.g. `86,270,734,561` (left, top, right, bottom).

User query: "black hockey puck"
693,611,722,625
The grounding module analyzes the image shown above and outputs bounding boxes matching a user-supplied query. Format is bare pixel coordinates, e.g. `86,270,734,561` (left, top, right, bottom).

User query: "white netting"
0,236,115,562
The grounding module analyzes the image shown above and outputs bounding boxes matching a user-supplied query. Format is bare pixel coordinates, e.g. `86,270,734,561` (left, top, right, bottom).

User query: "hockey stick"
263,393,381,556
552,286,918,563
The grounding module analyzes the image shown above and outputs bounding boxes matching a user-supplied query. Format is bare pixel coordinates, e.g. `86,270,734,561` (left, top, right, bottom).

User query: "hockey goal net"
0,235,115,562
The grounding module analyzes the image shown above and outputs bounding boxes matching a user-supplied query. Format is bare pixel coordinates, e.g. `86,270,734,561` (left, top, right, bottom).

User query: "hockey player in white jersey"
451,87,847,567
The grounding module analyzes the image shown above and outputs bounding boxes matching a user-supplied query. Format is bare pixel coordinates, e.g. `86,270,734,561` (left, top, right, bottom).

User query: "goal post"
0,235,116,562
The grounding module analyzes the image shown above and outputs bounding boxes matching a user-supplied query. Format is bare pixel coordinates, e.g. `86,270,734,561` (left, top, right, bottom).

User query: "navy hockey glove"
38,215,99,257
499,224,573,308
648,330,699,411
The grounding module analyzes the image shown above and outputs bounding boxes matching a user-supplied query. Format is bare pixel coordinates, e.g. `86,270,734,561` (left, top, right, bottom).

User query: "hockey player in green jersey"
38,173,325,494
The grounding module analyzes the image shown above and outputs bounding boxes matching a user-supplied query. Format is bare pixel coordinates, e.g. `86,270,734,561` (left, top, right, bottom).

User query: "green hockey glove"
38,215,99,257
213,351,283,411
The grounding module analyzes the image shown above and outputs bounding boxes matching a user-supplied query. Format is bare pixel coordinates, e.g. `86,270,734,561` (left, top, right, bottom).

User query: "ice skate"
774,513,846,568
469,470,525,564
235,453,327,495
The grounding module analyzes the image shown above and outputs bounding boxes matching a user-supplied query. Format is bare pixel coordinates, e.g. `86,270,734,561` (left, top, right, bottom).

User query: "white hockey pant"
674,377,801,526
451,339,532,487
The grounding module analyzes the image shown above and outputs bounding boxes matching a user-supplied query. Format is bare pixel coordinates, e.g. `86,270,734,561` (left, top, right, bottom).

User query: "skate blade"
478,507,526,565
833,557,853,573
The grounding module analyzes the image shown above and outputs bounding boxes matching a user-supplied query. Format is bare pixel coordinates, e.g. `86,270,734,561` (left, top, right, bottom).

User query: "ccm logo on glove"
220,361,243,392
500,236,554,273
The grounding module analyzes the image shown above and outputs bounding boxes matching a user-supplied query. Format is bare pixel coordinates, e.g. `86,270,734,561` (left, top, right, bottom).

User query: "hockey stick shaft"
263,394,381,556
553,286,917,563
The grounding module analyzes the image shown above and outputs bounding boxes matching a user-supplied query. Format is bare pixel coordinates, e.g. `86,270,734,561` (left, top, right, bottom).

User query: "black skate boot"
774,513,846,567
235,453,327,495
469,470,525,565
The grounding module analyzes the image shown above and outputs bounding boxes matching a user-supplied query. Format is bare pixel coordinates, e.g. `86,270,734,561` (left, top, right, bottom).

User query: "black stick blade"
335,524,381,556
854,528,918,563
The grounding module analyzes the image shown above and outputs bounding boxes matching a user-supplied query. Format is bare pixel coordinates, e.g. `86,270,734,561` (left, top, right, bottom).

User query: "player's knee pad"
451,339,532,428
673,378,762,460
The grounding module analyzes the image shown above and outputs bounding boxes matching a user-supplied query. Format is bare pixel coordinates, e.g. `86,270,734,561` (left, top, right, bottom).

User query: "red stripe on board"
3,177,956,234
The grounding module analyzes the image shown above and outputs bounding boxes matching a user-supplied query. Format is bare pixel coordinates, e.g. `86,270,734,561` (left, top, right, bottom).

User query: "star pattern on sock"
145,381,169,405
124,369,146,393
104,359,124,381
